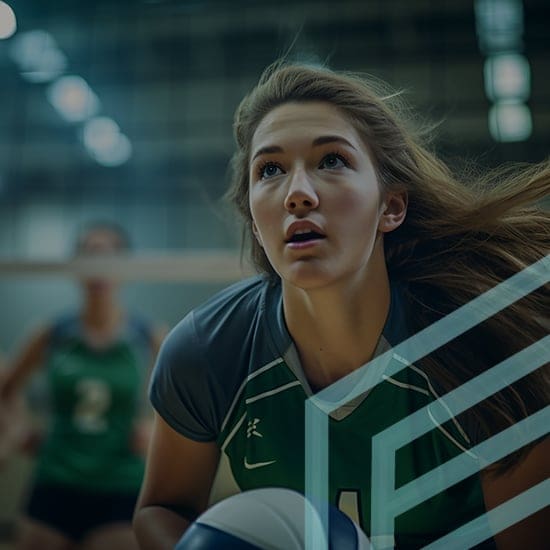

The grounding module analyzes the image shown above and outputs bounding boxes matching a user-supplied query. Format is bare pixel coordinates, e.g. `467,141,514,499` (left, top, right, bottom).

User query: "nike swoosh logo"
243,457,277,470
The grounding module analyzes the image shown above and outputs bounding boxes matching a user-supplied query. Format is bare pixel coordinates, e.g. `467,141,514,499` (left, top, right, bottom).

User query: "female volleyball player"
0,222,164,550
134,63,549,549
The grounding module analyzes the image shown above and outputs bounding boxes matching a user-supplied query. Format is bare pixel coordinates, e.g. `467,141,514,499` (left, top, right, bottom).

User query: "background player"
0,221,165,550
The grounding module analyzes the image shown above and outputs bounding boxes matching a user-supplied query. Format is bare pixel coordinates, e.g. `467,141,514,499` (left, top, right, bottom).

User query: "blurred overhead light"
92,133,132,167
489,101,532,142
484,53,530,101
9,30,67,82
82,117,120,151
82,117,132,167
47,76,100,122
475,0,523,32
475,0,523,53
0,1,16,39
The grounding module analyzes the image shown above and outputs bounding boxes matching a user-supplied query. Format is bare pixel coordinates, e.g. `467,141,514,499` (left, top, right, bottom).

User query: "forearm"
133,504,192,550
1,328,49,401
0,372,24,401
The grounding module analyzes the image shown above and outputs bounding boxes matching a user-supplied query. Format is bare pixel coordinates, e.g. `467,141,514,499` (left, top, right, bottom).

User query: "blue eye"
319,153,348,170
258,162,283,180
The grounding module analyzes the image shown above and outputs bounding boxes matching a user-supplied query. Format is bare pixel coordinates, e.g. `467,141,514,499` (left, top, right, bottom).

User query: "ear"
251,220,263,247
378,191,407,233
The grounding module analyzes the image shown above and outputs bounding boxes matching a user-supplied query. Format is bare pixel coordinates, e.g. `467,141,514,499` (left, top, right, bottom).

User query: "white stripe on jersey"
220,357,284,433
221,411,247,452
384,362,475,456
245,380,302,405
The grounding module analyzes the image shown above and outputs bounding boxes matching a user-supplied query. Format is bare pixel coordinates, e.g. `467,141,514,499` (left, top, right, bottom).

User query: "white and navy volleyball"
175,488,370,549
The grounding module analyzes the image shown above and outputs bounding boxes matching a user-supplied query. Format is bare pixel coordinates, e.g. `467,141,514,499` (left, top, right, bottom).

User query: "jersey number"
73,378,111,433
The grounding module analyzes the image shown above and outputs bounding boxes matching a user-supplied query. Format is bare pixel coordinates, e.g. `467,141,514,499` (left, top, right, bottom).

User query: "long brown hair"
227,62,549,470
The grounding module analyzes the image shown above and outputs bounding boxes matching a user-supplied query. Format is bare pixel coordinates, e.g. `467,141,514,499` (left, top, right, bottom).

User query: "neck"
283,263,391,391
81,291,122,333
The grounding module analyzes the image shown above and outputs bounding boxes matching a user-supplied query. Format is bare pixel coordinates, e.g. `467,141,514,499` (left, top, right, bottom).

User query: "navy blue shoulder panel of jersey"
125,313,154,344
149,276,409,442
49,313,80,345
49,311,154,346
149,276,290,442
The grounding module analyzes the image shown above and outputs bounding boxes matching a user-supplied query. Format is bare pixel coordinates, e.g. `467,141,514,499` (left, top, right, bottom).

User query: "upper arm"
0,325,51,400
480,436,550,549
137,411,220,519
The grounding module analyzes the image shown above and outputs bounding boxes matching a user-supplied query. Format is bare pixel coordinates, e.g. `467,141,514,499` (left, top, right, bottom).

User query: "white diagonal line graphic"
305,255,549,550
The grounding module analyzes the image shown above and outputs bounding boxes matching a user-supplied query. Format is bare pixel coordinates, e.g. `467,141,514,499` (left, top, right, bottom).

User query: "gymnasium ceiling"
0,0,549,202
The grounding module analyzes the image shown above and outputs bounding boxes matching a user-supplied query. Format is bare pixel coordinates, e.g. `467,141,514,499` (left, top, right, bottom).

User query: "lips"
285,220,326,243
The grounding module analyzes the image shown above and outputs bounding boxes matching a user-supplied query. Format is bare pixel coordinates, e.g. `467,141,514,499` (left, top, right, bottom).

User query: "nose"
284,169,319,213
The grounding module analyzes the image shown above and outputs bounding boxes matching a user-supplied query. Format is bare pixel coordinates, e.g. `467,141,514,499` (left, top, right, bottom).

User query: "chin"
279,263,337,290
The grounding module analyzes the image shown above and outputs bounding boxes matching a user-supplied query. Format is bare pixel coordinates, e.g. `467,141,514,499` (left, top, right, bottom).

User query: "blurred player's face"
248,101,405,290
77,228,125,295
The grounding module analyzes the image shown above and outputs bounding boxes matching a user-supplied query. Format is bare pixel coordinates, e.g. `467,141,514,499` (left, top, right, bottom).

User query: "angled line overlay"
304,255,549,549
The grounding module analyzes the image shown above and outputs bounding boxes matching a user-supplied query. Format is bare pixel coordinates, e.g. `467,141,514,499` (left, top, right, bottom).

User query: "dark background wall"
0,0,548,350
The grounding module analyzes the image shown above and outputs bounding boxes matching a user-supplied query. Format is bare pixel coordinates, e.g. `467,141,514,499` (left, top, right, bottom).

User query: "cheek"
249,188,261,224
329,192,383,235
332,191,379,217
250,206,270,246
249,192,261,226
249,187,276,227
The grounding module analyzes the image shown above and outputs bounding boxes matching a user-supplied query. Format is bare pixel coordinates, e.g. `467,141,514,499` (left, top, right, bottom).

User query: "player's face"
78,229,124,294
249,101,401,290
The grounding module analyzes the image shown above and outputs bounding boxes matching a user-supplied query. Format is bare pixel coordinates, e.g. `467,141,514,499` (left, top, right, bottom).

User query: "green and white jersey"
151,276,487,548
35,313,154,493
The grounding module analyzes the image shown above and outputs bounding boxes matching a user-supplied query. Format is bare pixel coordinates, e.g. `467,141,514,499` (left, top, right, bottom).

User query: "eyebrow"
251,135,357,161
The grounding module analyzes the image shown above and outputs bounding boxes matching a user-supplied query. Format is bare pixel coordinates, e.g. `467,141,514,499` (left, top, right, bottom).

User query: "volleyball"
175,487,370,549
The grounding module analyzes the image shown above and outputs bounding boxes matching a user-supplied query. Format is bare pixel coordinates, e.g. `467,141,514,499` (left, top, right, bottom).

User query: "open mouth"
286,230,325,243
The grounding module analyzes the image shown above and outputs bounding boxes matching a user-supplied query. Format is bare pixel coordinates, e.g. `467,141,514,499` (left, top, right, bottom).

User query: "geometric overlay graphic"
305,255,549,549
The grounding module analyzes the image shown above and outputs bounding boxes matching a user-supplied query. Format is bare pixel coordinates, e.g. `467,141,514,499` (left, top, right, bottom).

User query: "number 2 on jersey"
73,378,111,433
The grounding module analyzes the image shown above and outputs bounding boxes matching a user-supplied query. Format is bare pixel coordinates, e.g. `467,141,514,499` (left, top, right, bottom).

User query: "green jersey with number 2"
35,314,153,493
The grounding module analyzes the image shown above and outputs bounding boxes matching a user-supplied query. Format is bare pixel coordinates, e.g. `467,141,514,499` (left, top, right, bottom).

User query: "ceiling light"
82,117,132,167
46,76,100,122
9,29,67,82
489,101,532,142
0,1,16,39
484,53,530,101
